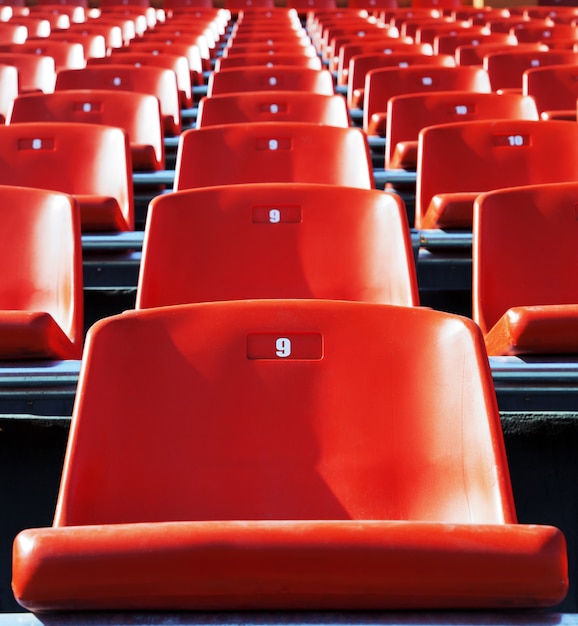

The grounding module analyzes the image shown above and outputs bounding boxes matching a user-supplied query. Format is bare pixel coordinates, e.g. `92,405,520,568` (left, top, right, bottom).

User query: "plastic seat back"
89,52,193,108
136,183,418,308
0,185,83,359
0,63,18,123
363,65,491,135
483,49,578,91
456,41,544,66
11,40,86,71
337,40,431,86
523,63,578,117
215,54,323,71
174,122,374,190
54,298,511,526
347,51,456,109
9,89,165,171
207,66,335,96
0,122,133,231
386,91,539,170
55,65,181,136
473,182,578,355
196,91,350,127
416,119,578,229
0,53,56,93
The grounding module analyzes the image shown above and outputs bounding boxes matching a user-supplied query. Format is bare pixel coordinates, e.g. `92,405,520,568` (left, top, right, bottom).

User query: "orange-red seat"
511,22,578,44
473,182,578,356
0,185,82,360
9,89,165,171
214,53,324,71
136,183,418,308
55,65,181,136
523,63,578,119
11,298,568,611
89,51,193,109
0,52,56,94
196,91,350,127
0,122,133,231
456,41,544,66
415,119,578,229
347,50,456,110
484,48,578,91
433,31,513,56
0,63,18,123
336,40,430,87
386,91,539,170
207,66,335,96
174,122,374,190
363,65,491,136
2,40,86,71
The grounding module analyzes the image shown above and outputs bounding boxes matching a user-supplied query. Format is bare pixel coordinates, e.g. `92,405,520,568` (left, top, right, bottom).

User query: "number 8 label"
275,337,291,358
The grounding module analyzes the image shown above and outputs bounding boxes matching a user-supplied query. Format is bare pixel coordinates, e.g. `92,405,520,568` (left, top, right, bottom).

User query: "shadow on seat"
473,181,578,356
12,299,567,611
0,185,83,360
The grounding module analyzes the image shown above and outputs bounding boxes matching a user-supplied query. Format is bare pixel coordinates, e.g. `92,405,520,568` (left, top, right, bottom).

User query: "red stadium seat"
55,65,181,136
483,48,578,91
0,63,18,123
473,182,578,356
9,89,165,171
523,63,578,119
0,52,56,94
136,183,418,308
89,51,193,109
214,54,324,71
0,122,133,231
12,299,567,611
416,119,578,229
363,65,491,136
386,91,539,170
196,91,350,127
174,122,374,190
347,51,455,110
0,185,83,360
207,66,335,96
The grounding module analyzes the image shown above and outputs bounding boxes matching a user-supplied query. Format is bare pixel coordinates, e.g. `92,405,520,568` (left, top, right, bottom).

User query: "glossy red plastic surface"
347,51,456,111
0,63,17,123
484,49,578,91
473,182,578,355
196,91,350,127
91,52,193,108
55,65,181,136
523,63,578,117
136,183,418,308
10,89,165,171
215,53,323,70
363,65,491,136
416,120,578,229
386,91,539,170
0,122,133,231
337,41,431,86
4,40,86,71
0,185,82,359
0,53,55,94
174,122,374,190
207,66,335,96
12,299,567,610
